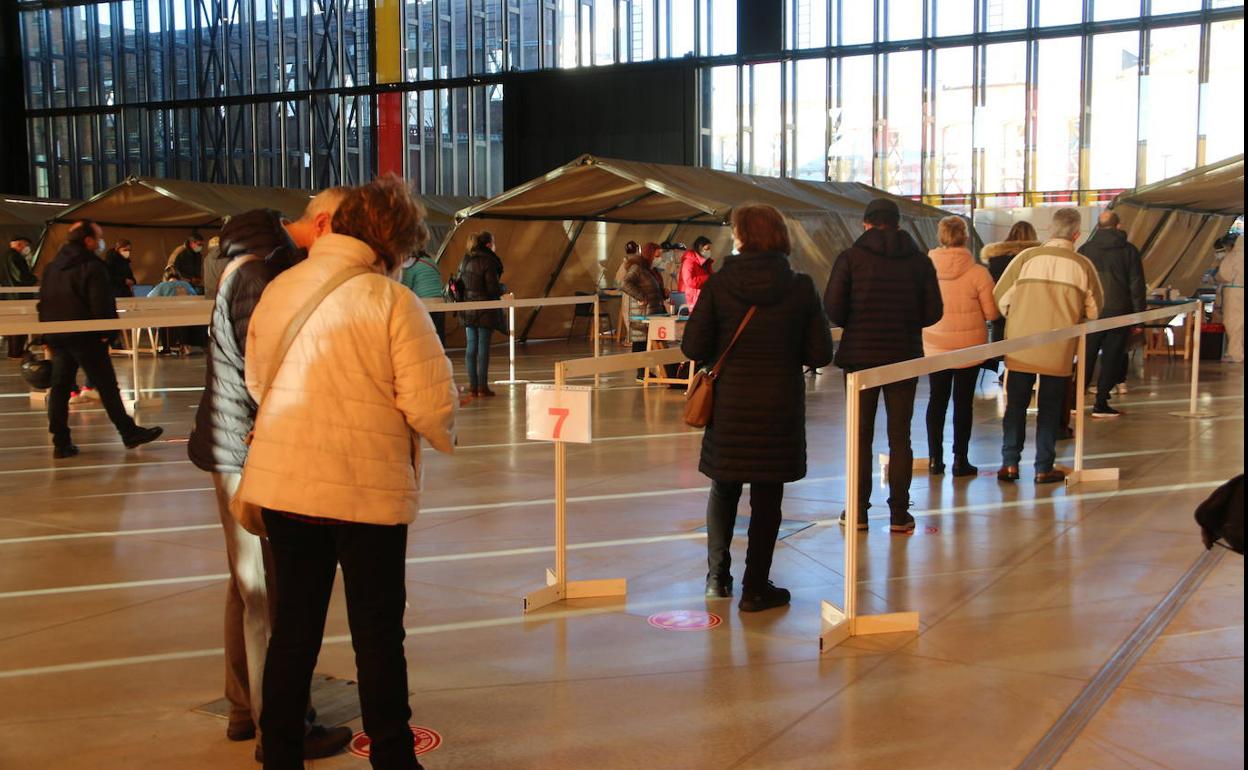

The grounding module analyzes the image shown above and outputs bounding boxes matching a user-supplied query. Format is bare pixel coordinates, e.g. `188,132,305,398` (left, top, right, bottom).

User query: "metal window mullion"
1194,16,1210,168
1022,35,1035,200
1078,31,1093,202
337,0,347,184
1135,23,1148,187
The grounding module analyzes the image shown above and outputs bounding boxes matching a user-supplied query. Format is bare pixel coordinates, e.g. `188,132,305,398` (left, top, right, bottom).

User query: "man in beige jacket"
994,208,1103,484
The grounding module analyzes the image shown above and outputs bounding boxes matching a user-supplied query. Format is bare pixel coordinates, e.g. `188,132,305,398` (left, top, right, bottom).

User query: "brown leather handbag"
683,306,757,428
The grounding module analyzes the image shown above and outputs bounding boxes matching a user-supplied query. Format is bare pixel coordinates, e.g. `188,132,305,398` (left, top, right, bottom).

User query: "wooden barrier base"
523,569,627,613
1168,410,1217,419
819,601,920,652
1065,467,1121,486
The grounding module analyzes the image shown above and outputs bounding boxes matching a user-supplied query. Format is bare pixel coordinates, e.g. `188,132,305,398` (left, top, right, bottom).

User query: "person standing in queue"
3,235,39,358
620,242,668,380
683,204,833,611
400,249,448,345
981,221,1040,348
1218,234,1244,363
824,198,943,533
458,231,505,398
1078,210,1146,418
104,239,137,298
679,236,715,311
239,177,456,770
994,207,1103,484
923,215,1000,477
37,220,163,459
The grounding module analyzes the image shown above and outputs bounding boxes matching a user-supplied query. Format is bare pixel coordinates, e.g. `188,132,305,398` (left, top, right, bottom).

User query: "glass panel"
882,50,922,195
1094,0,1142,21
704,65,739,172
483,0,504,72
931,46,974,195
580,2,592,65
1144,25,1199,182
631,0,656,61
1206,20,1246,165
830,55,874,183
788,0,829,49
751,63,782,177
1151,0,1200,13
979,42,1026,194
423,89,438,193
982,0,1027,32
671,0,696,57
932,0,973,37
22,12,46,111
838,1,874,44
793,58,828,180
1088,31,1138,189
887,0,923,41
520,1,540,69
1034,37,1083,192
558,0,577,67
1038,0,1082,27
594,0,616,64
709,0,736,55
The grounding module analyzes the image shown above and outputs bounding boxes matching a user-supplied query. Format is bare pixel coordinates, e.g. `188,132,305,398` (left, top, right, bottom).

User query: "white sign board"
525,384,593,444
647,317,678,342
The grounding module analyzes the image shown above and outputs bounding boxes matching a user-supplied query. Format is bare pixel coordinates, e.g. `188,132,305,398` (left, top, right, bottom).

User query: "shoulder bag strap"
255,265,372,405
708,305,757,380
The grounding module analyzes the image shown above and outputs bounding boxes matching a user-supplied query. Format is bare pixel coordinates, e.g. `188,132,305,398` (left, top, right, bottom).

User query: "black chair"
567,291,614,341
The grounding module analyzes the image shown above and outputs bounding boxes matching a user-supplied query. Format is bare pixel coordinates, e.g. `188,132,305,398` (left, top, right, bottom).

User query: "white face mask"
20,246,32,257
96,239,107,256
191,243,204,254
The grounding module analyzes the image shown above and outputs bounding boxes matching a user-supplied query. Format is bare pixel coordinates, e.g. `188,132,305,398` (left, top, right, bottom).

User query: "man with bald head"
1079,209,1145,418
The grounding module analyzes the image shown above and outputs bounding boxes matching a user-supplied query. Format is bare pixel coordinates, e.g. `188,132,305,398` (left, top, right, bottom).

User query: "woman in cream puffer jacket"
922,216,1000,477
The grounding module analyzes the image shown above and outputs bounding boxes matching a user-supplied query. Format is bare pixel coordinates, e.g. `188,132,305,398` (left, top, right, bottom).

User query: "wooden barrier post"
1170,306,1215,418
1065,331,1120,486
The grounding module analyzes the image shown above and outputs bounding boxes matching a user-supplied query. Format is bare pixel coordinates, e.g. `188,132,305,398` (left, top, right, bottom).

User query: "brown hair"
330,175,428,272
641,242,661,261
1006,221,1037,243
732,203,791,254
938,216,969,248
470,230,494,252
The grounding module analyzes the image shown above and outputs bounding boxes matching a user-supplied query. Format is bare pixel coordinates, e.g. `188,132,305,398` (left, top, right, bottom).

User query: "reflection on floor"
0,338,1242,769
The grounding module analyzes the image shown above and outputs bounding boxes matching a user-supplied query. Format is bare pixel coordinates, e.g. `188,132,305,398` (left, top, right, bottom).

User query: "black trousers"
705,480,784,591
854,378,918,517
431,311,446,347
47,339,140,448
1085,328,1130,407
926,367,979,461
6,334,26,358
260,511,417,770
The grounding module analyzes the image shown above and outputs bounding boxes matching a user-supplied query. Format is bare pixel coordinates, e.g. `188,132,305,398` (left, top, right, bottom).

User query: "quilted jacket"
922,246,1000,366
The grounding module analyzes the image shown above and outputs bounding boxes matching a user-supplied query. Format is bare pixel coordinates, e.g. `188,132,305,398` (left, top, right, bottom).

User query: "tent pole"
518,220,587,343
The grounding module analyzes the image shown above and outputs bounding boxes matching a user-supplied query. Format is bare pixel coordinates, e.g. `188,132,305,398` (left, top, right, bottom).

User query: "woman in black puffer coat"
458,231,506,398
681,204,834,613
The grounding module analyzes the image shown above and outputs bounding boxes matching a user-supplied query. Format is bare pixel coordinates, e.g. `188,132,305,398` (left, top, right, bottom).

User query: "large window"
1205,20,1246,164
979,42,1026,195
1088,31,1139,190
829,56,875,184
1144,25,1200,182
882,50,922,195
1033,37,1083,192
930,46,974,196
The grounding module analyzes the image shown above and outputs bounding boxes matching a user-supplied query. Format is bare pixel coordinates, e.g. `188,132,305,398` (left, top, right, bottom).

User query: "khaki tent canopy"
0,195,77,249
419,195,483,257
438,155,959,340
37,177,316,284
1109,154,1245,295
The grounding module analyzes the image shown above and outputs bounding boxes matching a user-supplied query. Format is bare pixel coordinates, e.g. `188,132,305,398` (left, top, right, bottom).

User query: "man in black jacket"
38,220,163,458
824,199,944,533
1079,210,1145,418
168,232,207,291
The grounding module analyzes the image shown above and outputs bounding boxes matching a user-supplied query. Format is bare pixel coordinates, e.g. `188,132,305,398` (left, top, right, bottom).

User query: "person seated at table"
621,242,668,380
149,266,197,356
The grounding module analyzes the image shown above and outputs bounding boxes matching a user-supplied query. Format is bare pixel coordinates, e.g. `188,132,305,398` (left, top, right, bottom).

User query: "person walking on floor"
620,241,669,380
1217,234,1243,364
400,249,447,345
994,207,1103,484
923,215,1000,478
1078,210,1146,418
824,198,943,533
458,231,505,398
37,220,163,459
682,203,833,611
187,198,350,764
3,235,39,358
238,177,457,770
678,236,715,311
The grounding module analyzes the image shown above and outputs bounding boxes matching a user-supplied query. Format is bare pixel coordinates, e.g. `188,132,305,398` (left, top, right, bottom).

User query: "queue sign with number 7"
525,384,593,444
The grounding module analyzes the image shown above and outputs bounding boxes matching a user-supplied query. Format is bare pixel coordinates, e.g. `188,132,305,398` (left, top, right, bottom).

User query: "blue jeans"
465,326,493,388
1002,371,1068,473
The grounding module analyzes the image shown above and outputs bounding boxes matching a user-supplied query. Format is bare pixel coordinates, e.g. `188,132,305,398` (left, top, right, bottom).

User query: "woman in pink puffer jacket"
922,216,1000,477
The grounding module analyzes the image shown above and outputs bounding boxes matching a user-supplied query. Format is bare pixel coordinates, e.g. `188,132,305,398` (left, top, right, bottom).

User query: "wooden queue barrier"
820,300,1208,654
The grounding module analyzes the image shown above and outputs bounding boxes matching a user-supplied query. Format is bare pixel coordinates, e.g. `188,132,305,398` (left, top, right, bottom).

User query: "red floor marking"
925,526,940,534
647,610,722,631
347,726,442,759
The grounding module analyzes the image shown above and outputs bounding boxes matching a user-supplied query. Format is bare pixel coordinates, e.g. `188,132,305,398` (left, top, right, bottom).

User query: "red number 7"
549,407,570,439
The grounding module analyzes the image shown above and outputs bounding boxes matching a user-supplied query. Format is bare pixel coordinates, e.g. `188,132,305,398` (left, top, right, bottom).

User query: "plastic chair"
567,291,614,341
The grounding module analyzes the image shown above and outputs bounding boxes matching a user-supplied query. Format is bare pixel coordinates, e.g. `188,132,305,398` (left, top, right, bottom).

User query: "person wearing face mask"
167,232,207,292
37,219,164,459
679,236,716,311
104,238,137,298
3,235,40,358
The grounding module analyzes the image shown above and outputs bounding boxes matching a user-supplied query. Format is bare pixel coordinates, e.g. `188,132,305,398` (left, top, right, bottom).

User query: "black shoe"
929,459,945,475
838,510,868,531
1091,404,1122,419
738,581,791,612
254,724,353,763
53,444,80,459
951,457,978,477
122,426,163,449
889,511,916,533
705,573,733,599
226,720,256,742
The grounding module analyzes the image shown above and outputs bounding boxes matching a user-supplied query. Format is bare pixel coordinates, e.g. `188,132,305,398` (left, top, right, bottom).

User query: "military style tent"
419,194,483,258
1109,154,1244,295
438,155,959,340
0,195,77,248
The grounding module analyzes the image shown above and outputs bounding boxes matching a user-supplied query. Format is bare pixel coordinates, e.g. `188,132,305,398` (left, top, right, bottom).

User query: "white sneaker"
79,387,100,401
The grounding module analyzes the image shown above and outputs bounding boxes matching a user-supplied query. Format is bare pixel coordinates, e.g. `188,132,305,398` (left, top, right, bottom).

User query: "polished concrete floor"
0,338,1242,769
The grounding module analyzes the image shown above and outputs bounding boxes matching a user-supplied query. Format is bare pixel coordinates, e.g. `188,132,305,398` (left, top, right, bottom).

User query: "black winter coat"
1078,228,1146,318
681,250,834,483
458,246,506,331
2,247,37,287
823,228,943,372
104,249,136,297
37,241,118,344
187,258,278,473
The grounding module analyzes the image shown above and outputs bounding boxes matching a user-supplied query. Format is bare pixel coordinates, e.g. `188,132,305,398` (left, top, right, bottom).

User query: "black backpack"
20,343,52,390
444,271,466,302
1195,475,1244,554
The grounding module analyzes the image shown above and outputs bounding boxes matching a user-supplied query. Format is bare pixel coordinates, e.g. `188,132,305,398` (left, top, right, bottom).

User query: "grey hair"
1051,208,1082,240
